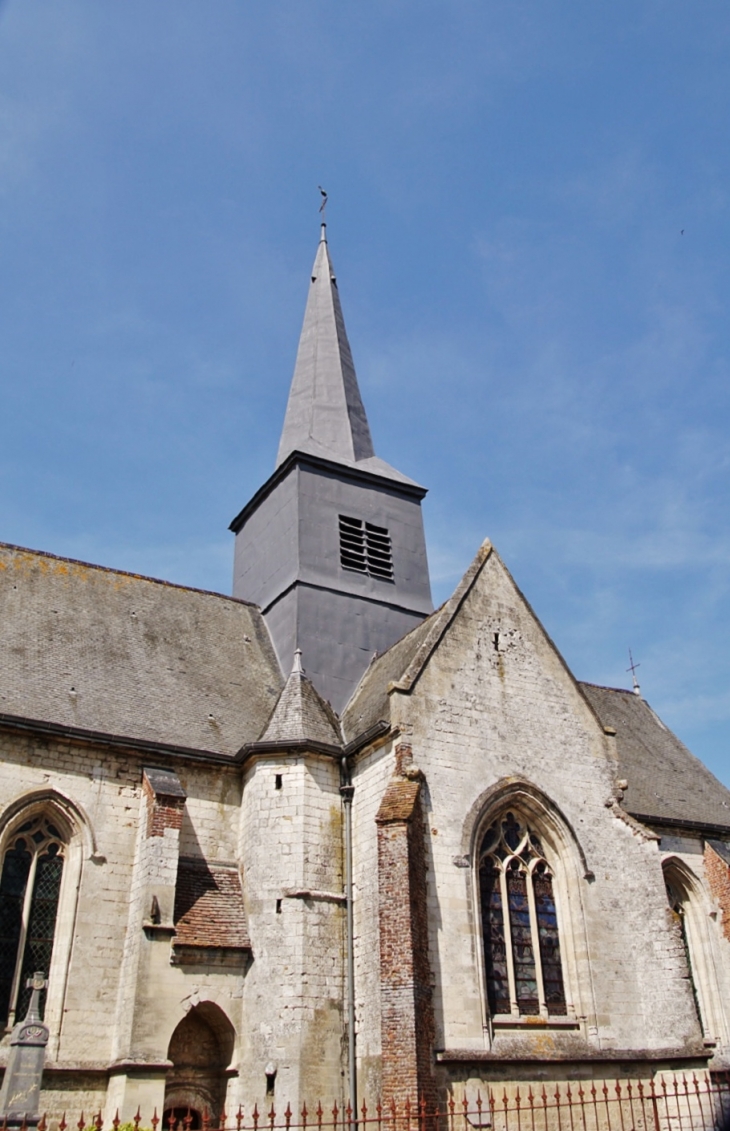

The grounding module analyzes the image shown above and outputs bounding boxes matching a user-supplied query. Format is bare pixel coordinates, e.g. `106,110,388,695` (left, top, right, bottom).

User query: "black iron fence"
27,1073,730,1131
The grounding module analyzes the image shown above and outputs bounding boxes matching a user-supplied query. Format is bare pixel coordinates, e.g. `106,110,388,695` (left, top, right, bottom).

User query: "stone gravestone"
0,972,49,1129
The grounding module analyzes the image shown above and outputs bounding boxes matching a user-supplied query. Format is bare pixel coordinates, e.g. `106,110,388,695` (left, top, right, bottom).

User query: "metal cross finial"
23,971,48,1023
626,648,641,696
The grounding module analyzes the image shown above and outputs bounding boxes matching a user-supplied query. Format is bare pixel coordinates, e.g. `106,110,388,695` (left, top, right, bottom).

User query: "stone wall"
386,549,705,1081
237,751,345,1111
350,739,395,1102
0,729,248,1120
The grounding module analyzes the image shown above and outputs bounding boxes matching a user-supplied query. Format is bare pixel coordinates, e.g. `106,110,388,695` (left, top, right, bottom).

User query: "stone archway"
163,1003,235,1128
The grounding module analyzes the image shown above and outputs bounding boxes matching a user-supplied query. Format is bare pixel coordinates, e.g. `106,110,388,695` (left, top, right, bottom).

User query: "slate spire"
276,224,375,468
231,224,433,712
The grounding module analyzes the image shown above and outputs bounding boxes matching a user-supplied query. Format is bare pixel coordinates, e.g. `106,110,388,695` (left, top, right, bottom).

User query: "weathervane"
626,648,641,696
318,185,328,222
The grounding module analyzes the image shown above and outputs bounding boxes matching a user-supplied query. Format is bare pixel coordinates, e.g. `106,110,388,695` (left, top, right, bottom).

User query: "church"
0,224,729,1123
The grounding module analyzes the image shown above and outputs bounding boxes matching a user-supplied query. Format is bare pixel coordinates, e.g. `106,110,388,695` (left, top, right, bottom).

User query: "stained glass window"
479,857,509,1015
0,816,65,1027
478,813,567,1018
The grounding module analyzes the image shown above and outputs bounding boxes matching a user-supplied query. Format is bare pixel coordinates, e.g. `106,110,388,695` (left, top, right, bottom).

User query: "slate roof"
580,682,730,832
0,542,284,757
260,652,342,747
174,858,250,949
342,540,493,740
341,614,436,739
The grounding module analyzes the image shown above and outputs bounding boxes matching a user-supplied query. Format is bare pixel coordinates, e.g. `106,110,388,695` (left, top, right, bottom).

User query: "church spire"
276,225,375,468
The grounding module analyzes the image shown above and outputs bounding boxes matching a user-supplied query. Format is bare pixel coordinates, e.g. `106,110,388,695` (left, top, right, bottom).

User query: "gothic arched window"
479,812,566,1018
0,814,66,1026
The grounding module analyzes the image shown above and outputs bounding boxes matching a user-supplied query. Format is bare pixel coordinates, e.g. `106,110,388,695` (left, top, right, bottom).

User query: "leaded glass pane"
502,814,522,852
506,866,539,1014
0,846,31,1024
479,858,510,1014
16,852,63,1021
534,869,567,1015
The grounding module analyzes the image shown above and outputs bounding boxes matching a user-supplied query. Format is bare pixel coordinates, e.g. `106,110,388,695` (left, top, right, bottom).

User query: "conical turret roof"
260,649,342,747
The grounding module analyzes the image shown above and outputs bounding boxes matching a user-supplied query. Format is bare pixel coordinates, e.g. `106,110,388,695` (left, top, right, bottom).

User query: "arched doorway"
163,1003,235,1129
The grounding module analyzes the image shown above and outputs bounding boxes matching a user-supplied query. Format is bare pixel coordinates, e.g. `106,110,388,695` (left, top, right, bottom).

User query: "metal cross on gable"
626,648,641,695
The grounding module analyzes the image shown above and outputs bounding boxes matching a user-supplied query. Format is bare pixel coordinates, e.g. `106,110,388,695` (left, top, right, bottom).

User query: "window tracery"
0,814,66,1026
479,812,566,1018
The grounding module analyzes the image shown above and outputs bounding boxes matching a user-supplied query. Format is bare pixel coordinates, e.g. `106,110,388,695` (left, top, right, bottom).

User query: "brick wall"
704,842,730,942
376,748,436,1109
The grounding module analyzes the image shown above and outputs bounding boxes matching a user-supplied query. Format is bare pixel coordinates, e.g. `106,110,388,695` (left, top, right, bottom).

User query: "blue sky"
1,1,729,787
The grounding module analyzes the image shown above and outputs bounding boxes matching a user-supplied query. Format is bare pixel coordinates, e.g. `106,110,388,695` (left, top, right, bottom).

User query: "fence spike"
112,1110,121,1131
133,1109,141,1131
152,1107,160,1131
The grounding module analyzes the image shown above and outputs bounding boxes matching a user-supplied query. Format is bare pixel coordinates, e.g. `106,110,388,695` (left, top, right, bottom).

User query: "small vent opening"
339,516,394,581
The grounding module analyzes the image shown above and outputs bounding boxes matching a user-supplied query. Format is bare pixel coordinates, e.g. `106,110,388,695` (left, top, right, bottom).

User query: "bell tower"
230,225,432,712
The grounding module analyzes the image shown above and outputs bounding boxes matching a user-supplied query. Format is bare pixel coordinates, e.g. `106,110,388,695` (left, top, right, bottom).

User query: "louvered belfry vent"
339,515,394,581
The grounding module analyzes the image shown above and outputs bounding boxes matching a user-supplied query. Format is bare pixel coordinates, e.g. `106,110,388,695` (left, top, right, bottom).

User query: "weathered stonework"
2,229,730,1119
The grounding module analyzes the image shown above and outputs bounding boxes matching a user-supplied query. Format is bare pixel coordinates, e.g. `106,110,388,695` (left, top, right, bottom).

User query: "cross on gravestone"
0,972,50,1129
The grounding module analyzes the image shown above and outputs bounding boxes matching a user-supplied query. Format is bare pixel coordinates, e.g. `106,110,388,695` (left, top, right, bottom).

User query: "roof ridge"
0,541,259,607
390,539,493,694
577,680,637,696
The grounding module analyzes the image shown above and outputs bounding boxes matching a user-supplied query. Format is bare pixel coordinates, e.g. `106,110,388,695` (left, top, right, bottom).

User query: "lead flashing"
229,450,427,534
235,719,391,765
